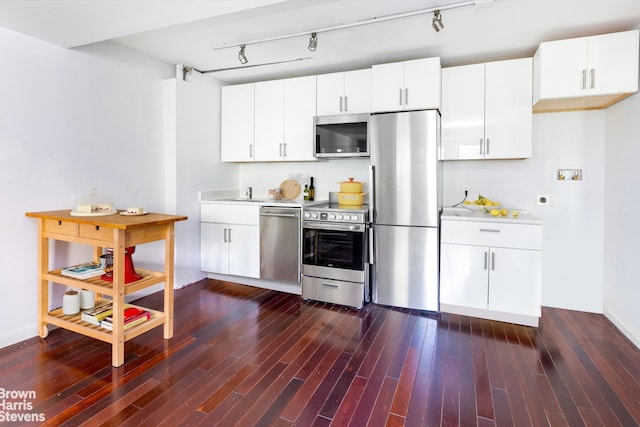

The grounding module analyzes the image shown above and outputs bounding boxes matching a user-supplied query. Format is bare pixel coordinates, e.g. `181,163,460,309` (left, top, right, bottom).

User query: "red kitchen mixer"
100,246,143,283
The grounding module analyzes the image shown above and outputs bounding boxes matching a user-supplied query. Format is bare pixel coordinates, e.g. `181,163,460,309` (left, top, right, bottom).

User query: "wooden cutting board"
280,179,301,199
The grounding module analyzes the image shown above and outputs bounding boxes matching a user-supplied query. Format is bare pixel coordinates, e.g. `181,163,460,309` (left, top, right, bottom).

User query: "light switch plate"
536,194,551,206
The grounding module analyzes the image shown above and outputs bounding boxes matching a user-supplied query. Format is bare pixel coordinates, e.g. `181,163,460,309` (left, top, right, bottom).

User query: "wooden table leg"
111,229,126,367
37,220,49,338
163,223,175,339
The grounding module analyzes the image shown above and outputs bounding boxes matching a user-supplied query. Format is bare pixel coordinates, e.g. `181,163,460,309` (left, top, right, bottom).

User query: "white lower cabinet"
200,204,260,278
440,218,542,326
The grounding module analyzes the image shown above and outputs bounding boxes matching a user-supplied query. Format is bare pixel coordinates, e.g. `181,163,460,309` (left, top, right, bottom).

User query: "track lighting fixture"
308,33,318,51
432,10,444,32
238,44,248,64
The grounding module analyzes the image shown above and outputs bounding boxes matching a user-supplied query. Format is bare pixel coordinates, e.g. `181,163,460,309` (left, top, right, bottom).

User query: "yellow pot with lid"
338,178,363,193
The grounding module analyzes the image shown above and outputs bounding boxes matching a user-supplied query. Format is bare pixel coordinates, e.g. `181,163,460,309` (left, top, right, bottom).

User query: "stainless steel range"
301,203,370,309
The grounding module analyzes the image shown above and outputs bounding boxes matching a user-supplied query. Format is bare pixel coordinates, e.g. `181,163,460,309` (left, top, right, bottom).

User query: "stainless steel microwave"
314,113,369,158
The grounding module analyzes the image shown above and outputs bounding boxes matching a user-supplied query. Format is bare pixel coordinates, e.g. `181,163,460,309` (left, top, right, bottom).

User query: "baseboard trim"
603,308,640,350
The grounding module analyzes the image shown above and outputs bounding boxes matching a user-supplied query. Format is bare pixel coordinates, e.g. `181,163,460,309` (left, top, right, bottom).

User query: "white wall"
442,111,606,313
604,93,640,348
0,27,177,348
238,158,371,199
164,71,238,287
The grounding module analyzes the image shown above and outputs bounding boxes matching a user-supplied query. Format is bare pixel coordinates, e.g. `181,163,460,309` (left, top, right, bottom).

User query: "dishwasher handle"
260,212,300,218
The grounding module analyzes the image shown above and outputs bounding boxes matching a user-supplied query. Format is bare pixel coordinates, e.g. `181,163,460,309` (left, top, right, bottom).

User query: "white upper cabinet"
254,79,284,161
533,30,639,112
221,83,255,162
441,58,532,160
316,69,371,115
371,57,441,113
283,75,317,161
223,76,317,162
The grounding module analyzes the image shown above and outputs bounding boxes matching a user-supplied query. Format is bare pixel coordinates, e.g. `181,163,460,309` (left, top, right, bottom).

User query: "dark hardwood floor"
2,279,639,426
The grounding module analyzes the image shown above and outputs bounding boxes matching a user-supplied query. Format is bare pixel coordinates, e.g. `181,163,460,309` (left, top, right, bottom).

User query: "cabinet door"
484,58,532,159
441,64,485,160
201,223,229,274
283,75,316,161
403,57,441,111
254,80,284,161
371,62,405,113
316,72,345,115
535,37,588,101
221,83,255,162
587,30,640,96
343,69,371,113
228,225,260,278
440,243,489,309
488,248,541,317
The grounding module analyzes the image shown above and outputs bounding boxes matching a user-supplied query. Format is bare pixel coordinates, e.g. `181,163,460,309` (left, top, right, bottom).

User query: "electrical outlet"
463,185,471,193
536,194,551,206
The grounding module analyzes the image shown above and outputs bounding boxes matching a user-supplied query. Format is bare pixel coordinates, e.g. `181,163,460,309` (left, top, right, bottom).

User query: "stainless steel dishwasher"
259,206,301,282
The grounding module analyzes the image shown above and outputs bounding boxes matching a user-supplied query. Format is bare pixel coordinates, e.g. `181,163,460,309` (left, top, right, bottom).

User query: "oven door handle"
303,222,365,232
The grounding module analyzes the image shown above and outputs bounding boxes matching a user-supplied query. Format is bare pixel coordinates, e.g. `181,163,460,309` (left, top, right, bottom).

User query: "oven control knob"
311,213,318,219
329,214,336,220
351,215,359,221
303,212,311,219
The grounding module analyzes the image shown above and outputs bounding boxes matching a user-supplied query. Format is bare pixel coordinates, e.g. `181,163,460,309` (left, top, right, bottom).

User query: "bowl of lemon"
462,194,502,211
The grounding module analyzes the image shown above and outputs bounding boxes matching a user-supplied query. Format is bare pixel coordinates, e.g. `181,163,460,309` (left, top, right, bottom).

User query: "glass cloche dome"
70,188,116,216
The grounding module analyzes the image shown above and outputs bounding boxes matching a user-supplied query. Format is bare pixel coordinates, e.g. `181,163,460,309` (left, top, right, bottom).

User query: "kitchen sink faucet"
244,186,253,199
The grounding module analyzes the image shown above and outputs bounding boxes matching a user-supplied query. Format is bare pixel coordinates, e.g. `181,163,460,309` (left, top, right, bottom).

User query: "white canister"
79,289,95,309
62,290,80,315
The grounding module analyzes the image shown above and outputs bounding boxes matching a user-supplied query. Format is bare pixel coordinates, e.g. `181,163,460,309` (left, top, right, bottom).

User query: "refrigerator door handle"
369,226,375,265
369,164,376,222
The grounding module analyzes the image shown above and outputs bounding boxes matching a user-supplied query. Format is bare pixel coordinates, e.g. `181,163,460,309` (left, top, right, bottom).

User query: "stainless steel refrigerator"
370,110,441,311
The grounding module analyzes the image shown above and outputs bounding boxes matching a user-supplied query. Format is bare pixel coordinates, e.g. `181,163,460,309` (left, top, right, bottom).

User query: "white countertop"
200,196,327,208
441,207,542,225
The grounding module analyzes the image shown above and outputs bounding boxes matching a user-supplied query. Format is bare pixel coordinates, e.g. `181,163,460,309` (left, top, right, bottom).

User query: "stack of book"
100,307,150,330
61,261,103,280
80,302,120,326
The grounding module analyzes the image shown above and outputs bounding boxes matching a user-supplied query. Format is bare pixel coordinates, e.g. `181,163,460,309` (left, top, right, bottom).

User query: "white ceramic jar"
79,289,95,309
62,290,80,315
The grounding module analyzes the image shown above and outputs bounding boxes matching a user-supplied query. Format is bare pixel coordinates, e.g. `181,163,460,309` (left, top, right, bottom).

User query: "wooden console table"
25,210,187,367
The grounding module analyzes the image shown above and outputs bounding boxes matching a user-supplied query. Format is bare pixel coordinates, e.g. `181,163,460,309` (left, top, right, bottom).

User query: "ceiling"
0,0,638,84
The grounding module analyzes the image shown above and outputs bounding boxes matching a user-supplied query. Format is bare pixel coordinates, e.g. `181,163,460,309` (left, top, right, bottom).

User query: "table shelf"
45,303,166,343
45,268,165,297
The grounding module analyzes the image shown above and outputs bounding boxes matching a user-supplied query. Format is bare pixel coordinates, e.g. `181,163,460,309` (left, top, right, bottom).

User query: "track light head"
432,10,444,32
238,44,248,64
308,33,318,51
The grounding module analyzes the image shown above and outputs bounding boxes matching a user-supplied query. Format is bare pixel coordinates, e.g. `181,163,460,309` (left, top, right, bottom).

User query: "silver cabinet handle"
344,96,348,112
480,228,500,233
484,251,488,270
249,144,254,158
322,282,340,289
582,69,587,90
279,143,282,157
405,88,408,105
283,143,287,157
339,96,343,112
228,228,232,243
399,88,403,106
486,138,490,155
480,139,484,155
223,228,228,243
491,252,496,270
591,69,595,89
